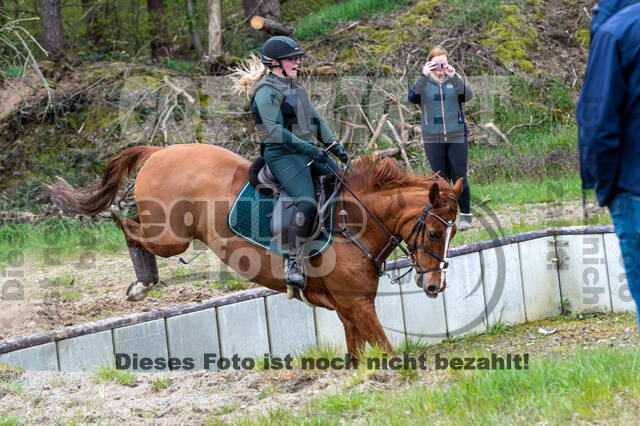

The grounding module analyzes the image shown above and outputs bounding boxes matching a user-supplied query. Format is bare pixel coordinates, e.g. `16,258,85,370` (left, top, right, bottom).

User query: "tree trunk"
186,0,204,58
147,0,170,61
243,0,281,22
263,0,281,22
39,0,66,58
81,0,102,45
207,0,222,60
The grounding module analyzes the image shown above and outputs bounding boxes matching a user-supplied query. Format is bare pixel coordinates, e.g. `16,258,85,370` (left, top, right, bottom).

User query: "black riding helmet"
260,36,305,74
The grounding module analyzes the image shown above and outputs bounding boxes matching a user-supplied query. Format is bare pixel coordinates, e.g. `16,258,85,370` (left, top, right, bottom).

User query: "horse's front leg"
337,313,365,357
335,298,394,357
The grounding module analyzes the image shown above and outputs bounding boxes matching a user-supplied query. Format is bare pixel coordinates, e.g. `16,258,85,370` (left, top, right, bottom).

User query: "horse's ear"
428,182,439,206
453,177,464,199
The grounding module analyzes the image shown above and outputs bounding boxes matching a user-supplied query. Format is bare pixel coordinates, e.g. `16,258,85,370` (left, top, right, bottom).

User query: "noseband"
405,202,455,275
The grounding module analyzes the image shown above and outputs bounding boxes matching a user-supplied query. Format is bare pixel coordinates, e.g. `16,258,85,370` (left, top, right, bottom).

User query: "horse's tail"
47,145,164,216
228,54,267,101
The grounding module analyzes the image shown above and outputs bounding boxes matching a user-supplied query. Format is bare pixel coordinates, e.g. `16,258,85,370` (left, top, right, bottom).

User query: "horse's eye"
429,231,440,240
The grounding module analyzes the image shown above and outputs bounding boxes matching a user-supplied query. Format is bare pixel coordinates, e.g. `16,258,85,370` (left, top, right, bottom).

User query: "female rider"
408,46,474,230
250,36,349,288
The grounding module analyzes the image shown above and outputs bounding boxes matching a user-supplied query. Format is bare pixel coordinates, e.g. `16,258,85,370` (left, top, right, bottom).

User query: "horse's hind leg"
119,215,189,301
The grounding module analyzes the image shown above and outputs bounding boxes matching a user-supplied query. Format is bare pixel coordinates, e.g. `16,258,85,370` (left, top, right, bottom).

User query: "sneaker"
458,213,472,231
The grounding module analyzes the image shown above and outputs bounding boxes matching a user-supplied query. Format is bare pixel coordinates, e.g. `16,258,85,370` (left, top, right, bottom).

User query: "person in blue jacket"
408,46,474,230
576,0,640,329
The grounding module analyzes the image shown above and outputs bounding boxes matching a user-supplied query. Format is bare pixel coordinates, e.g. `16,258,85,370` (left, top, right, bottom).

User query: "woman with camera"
408,46,474,230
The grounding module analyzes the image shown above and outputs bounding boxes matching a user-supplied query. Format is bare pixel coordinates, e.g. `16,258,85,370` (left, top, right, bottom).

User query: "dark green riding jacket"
251,73,343,157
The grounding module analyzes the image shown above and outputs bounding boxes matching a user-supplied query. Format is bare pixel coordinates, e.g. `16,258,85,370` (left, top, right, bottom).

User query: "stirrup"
284,258,306,289
286,285,315,308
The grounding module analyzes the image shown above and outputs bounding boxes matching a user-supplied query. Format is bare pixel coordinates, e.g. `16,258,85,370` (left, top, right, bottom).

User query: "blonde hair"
427,46,450,63
229,54,269,100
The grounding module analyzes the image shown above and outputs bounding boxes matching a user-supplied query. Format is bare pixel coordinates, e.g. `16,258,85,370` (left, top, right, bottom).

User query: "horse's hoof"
126,281,153,302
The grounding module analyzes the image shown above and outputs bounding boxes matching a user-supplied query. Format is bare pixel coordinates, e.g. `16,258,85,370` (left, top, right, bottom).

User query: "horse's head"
407,177,464,298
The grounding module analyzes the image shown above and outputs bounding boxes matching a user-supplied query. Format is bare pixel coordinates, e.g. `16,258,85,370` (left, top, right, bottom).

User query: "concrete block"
443,252,487,337
166,309,220,371
0,343,58,371
557,235,612,314
375,273,407,348
113,319,169,372
519,237,562,320
314,307,347,353
217,298,270,358
481,244,526,326
58,331,114,372
395,266,447,345
266,293,317,357
604,233,637,313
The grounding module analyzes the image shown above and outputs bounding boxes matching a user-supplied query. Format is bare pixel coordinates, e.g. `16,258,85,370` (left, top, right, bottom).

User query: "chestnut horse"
48,143,462,356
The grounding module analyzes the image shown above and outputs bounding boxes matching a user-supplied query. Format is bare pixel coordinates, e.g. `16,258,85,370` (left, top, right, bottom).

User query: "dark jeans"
608,190,640,331
423,130,470,214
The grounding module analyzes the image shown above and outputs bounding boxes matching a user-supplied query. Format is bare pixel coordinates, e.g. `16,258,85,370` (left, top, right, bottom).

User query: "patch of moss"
409,0,439,16
480,5,540,71
340,1,437,67
574,27,590,49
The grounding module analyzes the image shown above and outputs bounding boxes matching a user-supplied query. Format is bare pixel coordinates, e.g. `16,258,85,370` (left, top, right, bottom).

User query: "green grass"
93,364,137,386
148,288,165,298
1,64,24,79
0,379,23,396
212,279,252,292
445,0,506,26
0,416,23,426
151,377,170,392
293,0,414,39
250,346,640,424
160,58,203,74
451,211,611,248
485,321,510,336
0,218,124,269
471,174,584,206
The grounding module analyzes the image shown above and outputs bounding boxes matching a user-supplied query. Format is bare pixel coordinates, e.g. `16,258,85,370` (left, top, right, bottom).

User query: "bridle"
327,161,456,284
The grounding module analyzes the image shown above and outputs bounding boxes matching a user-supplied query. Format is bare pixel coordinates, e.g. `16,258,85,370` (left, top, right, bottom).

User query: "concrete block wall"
1,230,636,372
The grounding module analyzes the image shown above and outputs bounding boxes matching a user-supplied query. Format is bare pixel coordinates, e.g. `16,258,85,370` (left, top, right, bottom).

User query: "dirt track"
0,246,254,341
0,313,637,424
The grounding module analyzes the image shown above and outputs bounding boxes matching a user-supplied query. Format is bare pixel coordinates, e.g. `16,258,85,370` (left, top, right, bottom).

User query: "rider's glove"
334,146,350,164
312,147,330,163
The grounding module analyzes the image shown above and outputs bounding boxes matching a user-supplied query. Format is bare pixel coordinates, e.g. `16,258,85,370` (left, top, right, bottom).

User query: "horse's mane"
345,155,458,214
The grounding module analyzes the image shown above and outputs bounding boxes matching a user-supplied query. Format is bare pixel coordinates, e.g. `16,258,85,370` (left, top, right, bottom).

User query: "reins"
324,159,455,284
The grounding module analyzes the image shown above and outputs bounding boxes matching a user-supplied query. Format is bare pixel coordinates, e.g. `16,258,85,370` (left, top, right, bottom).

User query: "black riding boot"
285,212,313,288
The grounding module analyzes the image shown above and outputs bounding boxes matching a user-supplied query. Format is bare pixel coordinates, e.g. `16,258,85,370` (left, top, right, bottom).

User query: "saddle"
247,156,339,245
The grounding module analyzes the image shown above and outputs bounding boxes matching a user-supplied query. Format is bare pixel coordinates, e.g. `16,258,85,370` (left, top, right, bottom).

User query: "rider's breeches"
423,128,471,214
264,148,339,219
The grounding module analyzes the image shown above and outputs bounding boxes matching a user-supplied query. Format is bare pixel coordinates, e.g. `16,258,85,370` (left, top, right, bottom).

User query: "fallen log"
373,146,400,158
250,15,293,36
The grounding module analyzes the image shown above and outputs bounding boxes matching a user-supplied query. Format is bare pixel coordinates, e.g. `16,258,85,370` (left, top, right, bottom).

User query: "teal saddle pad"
226,182,337,259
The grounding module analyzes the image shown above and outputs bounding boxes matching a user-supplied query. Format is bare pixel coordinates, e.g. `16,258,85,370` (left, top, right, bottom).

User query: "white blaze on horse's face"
415,214,456,299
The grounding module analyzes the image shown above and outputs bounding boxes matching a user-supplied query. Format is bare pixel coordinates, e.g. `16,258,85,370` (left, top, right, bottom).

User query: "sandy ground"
0,245,255,341
0,313,637,424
